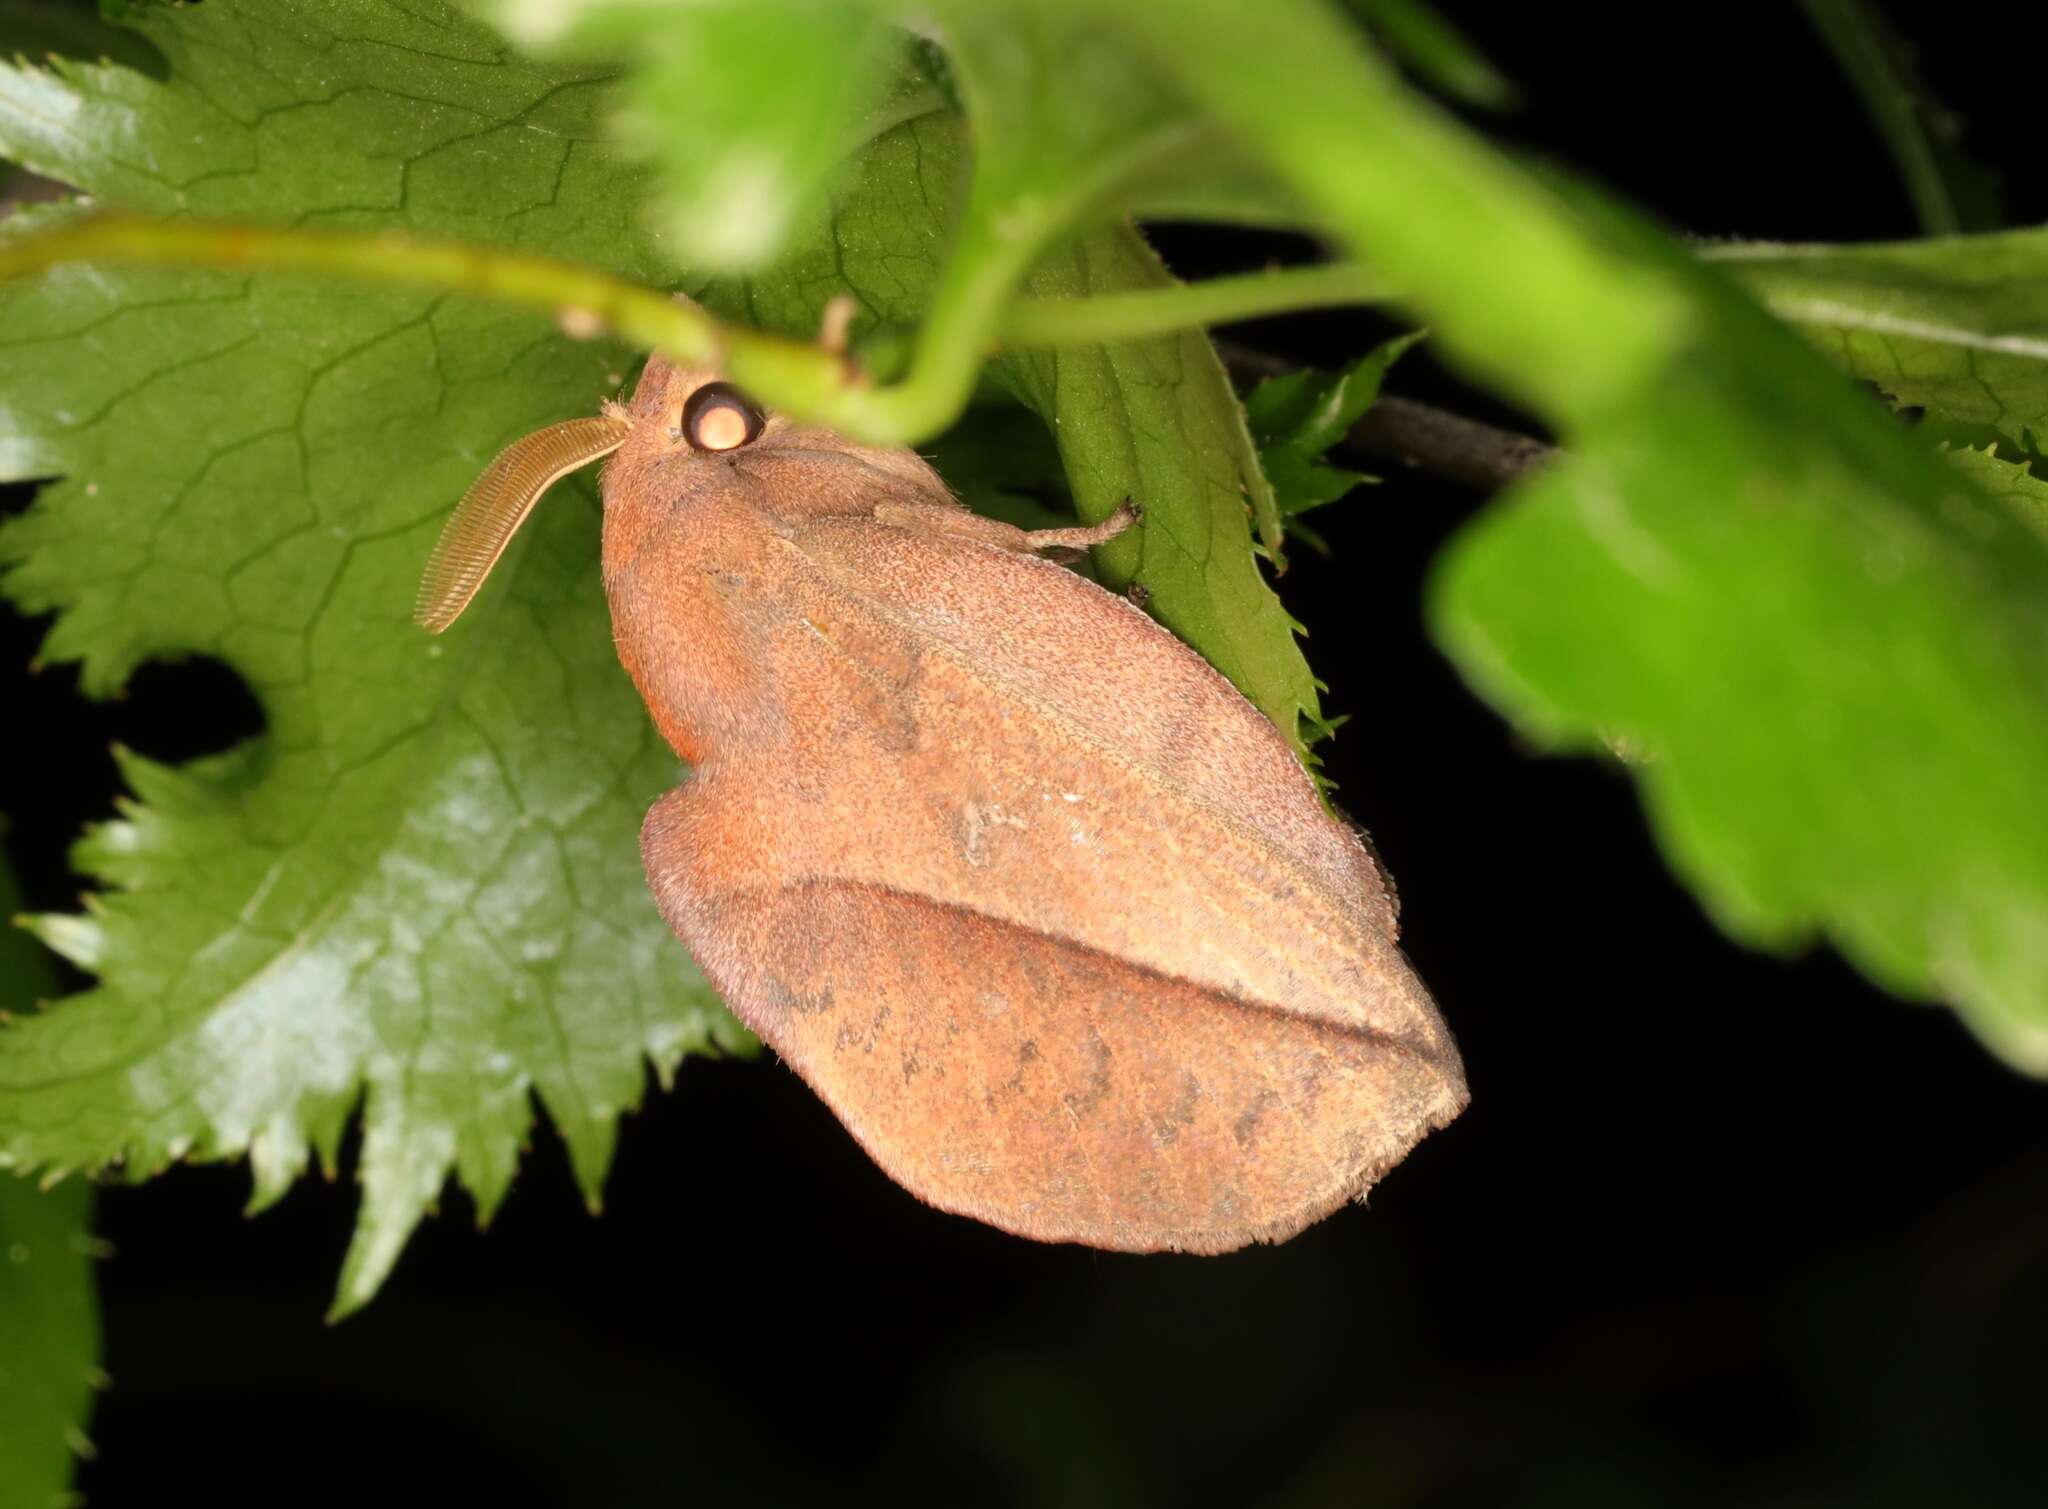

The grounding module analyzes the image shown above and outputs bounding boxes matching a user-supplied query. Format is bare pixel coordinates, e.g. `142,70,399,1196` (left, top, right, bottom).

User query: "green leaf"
996,230,1329,752
1944,441,2048,546
1714,231,2048,455
0,0,748,1318
1430,268,2048,1075
0,856,98,1509
1245,330,1422,515
474,0,903,272
1068,0,1686,422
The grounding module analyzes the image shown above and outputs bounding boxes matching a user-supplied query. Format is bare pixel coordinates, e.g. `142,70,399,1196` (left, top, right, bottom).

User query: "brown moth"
416,342,1467,1253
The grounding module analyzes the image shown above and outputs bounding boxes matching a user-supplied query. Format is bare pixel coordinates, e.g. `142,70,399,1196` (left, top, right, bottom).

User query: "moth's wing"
785,512,1401,932
637,513,1465,1250
756,514,1445,1058
643,785,1463,1252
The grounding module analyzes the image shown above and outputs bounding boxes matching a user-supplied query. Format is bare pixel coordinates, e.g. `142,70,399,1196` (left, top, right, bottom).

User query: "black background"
3,4,2046,1505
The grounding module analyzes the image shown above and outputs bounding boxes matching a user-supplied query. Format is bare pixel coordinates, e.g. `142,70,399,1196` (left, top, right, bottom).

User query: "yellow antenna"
414,415,632,633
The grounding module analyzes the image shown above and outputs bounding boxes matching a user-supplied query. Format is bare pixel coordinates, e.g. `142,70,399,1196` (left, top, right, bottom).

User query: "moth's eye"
682,382,765,452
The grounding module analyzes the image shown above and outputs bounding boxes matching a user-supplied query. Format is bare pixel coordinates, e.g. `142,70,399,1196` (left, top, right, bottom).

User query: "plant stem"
0,212,957,446
1219,341,1554,490
1000,263,1390,348
0,212,896,424
1796,0,1962,236
0,212,1403,451
1349,395,1554,489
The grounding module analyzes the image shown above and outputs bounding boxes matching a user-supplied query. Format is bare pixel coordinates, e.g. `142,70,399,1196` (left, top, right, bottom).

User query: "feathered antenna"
414,415,632,632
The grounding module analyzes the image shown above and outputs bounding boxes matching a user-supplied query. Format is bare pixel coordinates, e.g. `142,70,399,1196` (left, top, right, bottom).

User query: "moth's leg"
872,497,1140,557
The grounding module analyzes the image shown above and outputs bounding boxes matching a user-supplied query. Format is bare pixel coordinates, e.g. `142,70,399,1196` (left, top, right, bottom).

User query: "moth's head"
603,353,950,521
413,349,947,634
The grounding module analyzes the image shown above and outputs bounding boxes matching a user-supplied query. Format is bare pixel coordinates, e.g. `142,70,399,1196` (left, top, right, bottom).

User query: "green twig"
0,212,1398,449
865,120,1217,452
0,212,915,432
1796,0,1961,236
1000,263,1390,348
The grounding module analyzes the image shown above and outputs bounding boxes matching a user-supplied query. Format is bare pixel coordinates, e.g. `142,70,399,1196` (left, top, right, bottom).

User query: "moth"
415,339,1467,1254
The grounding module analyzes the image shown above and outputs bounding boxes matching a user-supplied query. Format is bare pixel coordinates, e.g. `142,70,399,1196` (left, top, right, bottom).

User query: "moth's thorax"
597,353,955,767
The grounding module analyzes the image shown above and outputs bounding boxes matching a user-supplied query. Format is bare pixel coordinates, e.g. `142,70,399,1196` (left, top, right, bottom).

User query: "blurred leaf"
472,0,902,272
0,0,747,1318
1052,0,2048,1071
0,855,97,1509
1715,231,2048,453
1246,330,1423,515
1431,267,2048,1074
1347,0,1516,110
1059,0,1688,437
